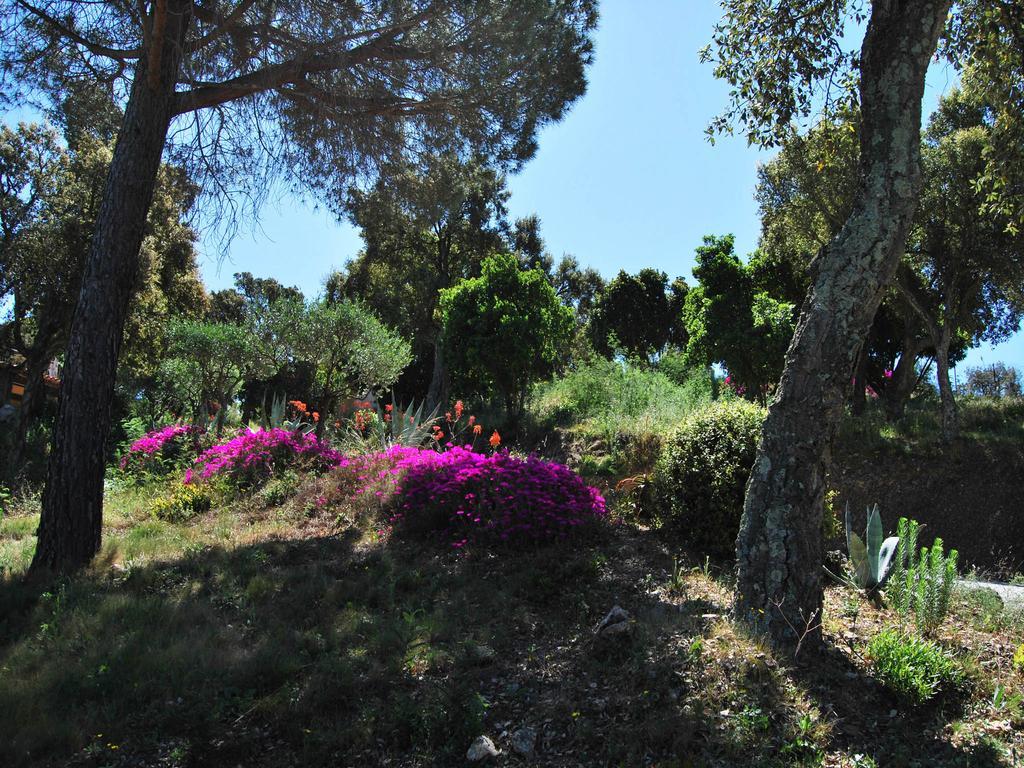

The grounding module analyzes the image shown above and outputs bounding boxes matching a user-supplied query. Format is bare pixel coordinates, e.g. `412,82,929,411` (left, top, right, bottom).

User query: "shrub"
151,484,213,523
1014,643,1024,674
867,630,963,705
187,428,343,487
256,469,302,507
343,445,606,548
651,399,765,556
119,423,204,475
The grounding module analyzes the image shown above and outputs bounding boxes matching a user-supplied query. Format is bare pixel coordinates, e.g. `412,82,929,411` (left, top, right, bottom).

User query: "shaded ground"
833,437,1024,578
0,477,1022,767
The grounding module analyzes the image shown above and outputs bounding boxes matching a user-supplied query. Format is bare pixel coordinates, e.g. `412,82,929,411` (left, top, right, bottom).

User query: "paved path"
958,579,1024,612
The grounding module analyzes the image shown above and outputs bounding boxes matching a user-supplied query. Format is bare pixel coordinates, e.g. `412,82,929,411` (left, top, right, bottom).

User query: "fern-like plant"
886,517,958,634
886,517,920,615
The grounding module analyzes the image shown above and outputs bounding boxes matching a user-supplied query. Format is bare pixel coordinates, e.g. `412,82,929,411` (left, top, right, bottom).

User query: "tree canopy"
440,252,574,417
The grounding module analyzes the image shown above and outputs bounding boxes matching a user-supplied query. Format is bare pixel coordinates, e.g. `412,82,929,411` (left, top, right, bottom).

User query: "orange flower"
445,411,453,422
473,424,482,436
289,399,307,413
312,412,320,422
489,430,501,448
454,400,464,419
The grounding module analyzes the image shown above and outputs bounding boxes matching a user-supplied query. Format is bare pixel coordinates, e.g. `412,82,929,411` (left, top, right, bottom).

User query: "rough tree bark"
932,326,959,441
734,0,952,647
30,2,193,575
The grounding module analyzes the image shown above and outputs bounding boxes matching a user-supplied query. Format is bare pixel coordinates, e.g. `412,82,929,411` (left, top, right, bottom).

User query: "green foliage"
256,470,302,508
943,2,1024,232
285,298,412,418
651,399,765,557
162,320,267,430
151,484,213,523
587,268,687,359
533,357,711,428
886,517,921,616
867,630,963,706
701,0,862,147
683,235,794,400
441,253,574,415
962,363,1022,399
345,396,441,453
887,518,959,634
531,358,713,478
336,154,511,398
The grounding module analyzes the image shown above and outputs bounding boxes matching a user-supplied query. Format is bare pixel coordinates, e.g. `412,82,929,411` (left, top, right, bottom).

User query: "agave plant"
826,503,899,593
369,395,440,448
256,393,315,435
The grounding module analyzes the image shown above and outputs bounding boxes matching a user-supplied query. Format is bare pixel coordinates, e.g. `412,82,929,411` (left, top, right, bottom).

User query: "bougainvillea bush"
336,445,607,548
119,424,204,475
186,428,343,487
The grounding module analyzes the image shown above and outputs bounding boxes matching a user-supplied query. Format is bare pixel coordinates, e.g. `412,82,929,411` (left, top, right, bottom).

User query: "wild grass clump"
151,484,214,523
530,357,713,438
867,629,963,705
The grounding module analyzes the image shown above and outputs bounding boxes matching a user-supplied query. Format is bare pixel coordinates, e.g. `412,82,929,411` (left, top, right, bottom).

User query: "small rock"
467,643,497,663
600,620,632,636
510,727,537,757
467,735,499,762
595,605,631,636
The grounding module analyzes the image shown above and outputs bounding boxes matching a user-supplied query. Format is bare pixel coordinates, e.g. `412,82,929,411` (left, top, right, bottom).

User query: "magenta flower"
337,445,606,548
187,428,343,486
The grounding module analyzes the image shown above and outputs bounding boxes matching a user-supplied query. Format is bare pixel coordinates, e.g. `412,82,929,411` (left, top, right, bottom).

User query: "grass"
528,358,714,476
0,466,1021,766
837,396,1024,454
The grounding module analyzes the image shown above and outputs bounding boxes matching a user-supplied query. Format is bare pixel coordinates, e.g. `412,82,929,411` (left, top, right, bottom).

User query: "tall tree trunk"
883,334,926,421
734,0,950,648
934,327,959,442
426,332,448,413
31,3,192,575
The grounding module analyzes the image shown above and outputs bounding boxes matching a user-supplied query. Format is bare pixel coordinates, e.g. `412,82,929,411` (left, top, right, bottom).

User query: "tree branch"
15,0,142,59
187,0,259,52
172,8,444,115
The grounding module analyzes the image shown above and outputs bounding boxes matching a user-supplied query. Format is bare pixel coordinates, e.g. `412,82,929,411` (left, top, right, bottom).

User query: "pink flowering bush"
337,445,606,548
119,424,204,475
187,428,344,487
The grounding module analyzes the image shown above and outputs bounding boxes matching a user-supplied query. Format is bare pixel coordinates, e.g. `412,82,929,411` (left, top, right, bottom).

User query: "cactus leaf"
866,504,883,581
876,535,900,587
848,531,869,587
